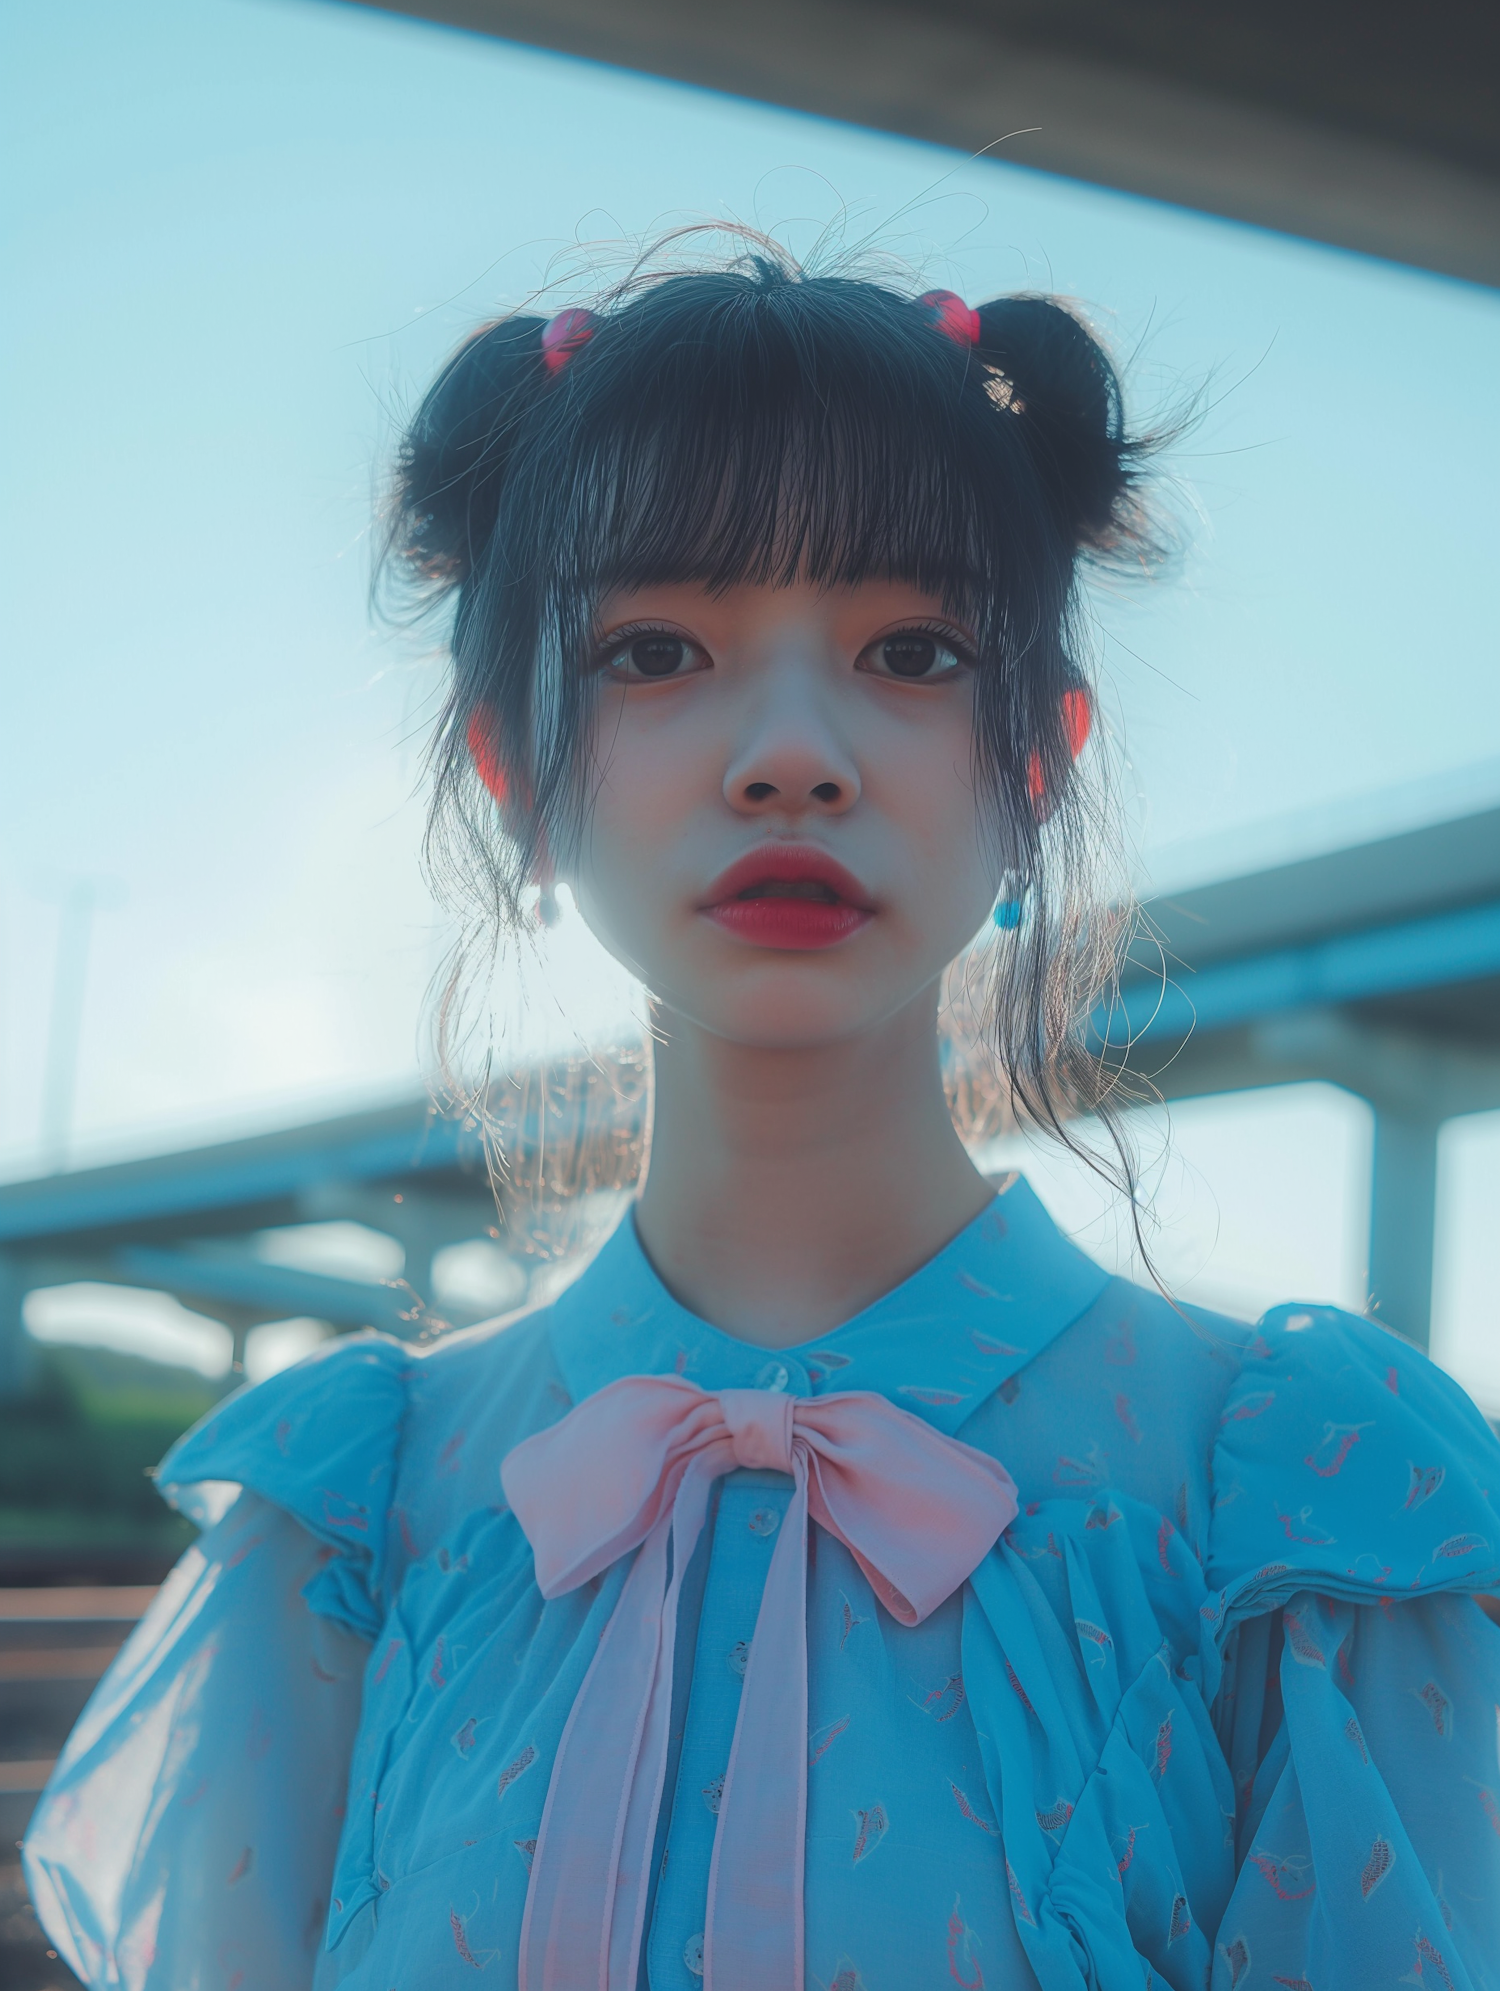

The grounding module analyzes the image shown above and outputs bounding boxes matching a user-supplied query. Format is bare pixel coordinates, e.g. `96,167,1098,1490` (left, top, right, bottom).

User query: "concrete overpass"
355,0,1500,288
0,1058,645,1394
1,792,1496,1383
1109,797,1500,1346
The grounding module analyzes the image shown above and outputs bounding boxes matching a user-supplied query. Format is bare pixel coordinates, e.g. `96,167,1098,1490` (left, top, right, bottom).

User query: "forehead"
593,577,965,637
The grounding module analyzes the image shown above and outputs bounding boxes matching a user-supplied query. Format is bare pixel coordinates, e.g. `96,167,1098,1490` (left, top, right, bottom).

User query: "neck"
634,993,994,1348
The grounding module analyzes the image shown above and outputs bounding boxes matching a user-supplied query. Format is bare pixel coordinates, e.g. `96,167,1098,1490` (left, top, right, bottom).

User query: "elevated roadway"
0,1062,643,1393
1,801,1495,1381
1113,798,1500,1345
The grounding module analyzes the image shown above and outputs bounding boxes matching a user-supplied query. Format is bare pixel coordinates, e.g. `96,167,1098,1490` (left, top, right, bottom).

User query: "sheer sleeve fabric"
23,1491,368,1991
953,1302,1500,1991
156,1330,412,1640
23,1331,412,1990
1206,1305,1500,1990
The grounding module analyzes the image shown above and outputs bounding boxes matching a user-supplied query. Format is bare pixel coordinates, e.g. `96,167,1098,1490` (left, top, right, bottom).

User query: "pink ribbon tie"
501,1374,1019,1991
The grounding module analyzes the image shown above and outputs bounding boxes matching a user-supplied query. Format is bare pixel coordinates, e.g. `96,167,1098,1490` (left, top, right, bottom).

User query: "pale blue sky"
3,0,1499,1385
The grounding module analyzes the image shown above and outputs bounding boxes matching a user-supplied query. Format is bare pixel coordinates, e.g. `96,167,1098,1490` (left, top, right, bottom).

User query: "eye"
599,629,711,681
855,628,972,682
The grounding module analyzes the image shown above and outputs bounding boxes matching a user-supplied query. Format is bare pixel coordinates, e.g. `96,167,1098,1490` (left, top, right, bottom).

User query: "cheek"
584,721,704,875
570,832,658,986
570,717,702,953
869,722,996,926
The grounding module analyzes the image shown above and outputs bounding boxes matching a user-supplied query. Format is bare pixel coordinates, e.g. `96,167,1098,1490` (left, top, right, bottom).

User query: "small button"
701,1772,725,1814
756,1360,790,1392
748,1507,781,1537
684,1932,705,1976
727,1639,750,1677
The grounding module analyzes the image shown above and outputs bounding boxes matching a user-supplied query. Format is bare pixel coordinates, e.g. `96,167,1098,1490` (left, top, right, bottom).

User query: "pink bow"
501,1374,1019,1991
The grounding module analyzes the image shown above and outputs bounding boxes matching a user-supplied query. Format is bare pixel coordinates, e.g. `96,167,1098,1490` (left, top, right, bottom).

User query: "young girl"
26,248,1500,1991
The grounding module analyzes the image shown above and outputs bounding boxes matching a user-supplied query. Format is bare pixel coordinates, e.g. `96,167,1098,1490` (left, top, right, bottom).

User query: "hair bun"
972,295,1132,551
393,314,549,588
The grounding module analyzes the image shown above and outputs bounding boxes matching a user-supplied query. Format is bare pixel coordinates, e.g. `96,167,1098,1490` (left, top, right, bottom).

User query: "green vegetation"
0,1343,229,1565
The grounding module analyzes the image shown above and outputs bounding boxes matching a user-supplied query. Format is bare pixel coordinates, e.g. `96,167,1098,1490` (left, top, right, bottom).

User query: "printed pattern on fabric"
22,1184,1500,1991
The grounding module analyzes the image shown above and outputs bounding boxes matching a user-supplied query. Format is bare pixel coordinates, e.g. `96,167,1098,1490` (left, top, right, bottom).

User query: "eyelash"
856,624,976,680
593,620,978,681
595,624,707,680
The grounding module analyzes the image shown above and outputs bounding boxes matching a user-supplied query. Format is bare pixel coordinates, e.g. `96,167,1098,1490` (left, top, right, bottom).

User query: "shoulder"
1206,1300,1500,1621
965,1272,1252,1552
157,1328,413,1535
389,1302,574,1555
156,1301,572,1629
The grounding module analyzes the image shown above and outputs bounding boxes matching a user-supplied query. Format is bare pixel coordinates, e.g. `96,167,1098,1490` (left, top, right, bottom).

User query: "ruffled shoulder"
1206,1301,1500,1632
156,1329,411,1638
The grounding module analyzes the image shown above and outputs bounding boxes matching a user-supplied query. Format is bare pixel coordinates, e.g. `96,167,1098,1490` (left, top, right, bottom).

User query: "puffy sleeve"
1206,1304,1500,1989
23,1332,410,1991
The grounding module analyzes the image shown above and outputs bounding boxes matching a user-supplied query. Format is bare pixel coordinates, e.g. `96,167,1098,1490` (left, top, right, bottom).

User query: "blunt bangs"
525,276,1059,641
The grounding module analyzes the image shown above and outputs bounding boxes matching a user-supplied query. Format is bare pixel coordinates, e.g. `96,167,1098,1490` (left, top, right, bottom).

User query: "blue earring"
992,879,1029,929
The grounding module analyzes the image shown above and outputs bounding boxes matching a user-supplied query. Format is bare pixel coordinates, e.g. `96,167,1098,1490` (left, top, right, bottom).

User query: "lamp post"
37,875,125,1176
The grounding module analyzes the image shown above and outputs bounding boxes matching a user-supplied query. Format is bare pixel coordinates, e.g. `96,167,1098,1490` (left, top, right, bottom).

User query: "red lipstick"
700,846,875,951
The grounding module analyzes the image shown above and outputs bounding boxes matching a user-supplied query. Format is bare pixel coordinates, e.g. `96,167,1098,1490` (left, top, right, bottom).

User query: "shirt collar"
545,1175,1110,1436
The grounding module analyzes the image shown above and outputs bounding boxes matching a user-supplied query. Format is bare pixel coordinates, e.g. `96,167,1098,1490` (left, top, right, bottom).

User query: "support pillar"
1366,1108,1441,1350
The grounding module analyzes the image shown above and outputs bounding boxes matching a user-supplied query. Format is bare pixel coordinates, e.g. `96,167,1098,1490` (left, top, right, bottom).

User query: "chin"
717,1009,882,1051
668,964,924,1051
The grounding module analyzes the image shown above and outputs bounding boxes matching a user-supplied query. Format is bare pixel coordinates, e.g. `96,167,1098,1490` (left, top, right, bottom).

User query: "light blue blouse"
24,1177,1500,1990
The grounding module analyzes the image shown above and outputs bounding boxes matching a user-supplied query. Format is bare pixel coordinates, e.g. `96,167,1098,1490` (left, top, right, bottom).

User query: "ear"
466,706,507,805
1026,687,1093,814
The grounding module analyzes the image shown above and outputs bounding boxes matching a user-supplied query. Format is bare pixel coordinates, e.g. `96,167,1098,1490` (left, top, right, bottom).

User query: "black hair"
383,238,1168,1188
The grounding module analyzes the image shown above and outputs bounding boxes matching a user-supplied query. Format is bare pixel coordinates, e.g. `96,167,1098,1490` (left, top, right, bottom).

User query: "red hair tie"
541,307,597,375
918,289,981,349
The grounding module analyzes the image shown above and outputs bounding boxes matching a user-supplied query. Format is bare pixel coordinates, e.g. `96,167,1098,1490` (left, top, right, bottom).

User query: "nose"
722,671,861,818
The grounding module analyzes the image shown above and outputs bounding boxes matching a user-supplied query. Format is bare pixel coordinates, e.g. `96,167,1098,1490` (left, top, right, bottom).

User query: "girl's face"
568,579,1004,1050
